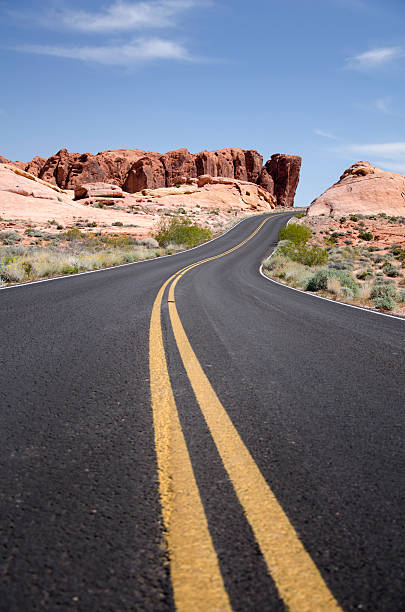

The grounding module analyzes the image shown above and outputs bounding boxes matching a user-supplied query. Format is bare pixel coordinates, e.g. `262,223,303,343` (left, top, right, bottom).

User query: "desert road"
1,213,404,611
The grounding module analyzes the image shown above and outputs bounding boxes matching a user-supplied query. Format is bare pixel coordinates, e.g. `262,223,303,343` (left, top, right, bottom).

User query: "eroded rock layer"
3,147,301,207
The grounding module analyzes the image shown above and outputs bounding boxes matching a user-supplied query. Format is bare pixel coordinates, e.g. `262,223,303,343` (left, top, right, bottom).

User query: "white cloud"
335,142,405,173
375,161,405,173
346,46,403,70
375,97,391,113
13,38,192,65
43,0,198,33
314,129,340,141
348,142,405,158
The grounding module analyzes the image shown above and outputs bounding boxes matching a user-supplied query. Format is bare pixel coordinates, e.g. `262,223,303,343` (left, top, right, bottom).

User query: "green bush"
63,228,83,241
277,243,328,266
358,232,373,241
154,216,213,248
356,270,373,280
349,215,358,222
295,212,305,219
370,281,398,310
306,269,359,295
278,223,311,245
61,264,79,275
382,262,400,277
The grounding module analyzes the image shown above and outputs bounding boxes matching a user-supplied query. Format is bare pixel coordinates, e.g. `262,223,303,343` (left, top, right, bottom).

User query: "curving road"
0,213,404,611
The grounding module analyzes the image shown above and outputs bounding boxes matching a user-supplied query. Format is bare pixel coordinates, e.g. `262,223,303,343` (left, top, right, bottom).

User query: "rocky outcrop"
74,182,123,200
138,175,276,212
259,154,301,207
25,156,47,177
7,147,301,207
124,155,166,193
0,164,66,200
308,161,405,217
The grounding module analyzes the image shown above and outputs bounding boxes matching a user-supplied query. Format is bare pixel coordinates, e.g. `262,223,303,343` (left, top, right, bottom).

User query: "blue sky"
1,0,404,204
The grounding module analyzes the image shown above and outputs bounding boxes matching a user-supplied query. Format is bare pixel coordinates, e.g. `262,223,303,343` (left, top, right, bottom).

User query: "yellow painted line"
149,216,274,611
165,222,342,611
149,277,232,612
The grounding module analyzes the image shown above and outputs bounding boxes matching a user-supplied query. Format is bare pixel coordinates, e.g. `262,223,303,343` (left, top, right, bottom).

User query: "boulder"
74,182,123,200
308,161,405,217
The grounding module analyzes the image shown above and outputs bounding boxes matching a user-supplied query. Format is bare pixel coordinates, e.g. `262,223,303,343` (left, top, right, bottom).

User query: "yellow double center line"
149,216,341,611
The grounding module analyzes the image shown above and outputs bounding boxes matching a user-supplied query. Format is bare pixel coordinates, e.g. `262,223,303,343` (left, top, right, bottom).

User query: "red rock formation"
0,155,10,164
13,147,301,206
161,148,197,185
25,156,47,177
308,161,405,217
124,156,165,193
259,154,301,208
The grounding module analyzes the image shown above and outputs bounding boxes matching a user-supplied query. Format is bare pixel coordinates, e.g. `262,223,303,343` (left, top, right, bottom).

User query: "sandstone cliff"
0,164,275,240
2,147,301,207
308,161,405,216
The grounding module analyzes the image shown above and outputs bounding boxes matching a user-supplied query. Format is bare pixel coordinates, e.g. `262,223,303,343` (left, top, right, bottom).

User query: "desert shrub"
382,262,400,277
0,231,22,245
391,247,405,264
349,215,358,222
112,221,124,227
370,281,398,310
340,286,355,299
154,216,212,248
100,234,136,247
278,223,311,245
306,269,359,295
140,237,159,249
262,254,289,272
328,260,353,270
0,260,25,282
358,232,373,241
262,254,311,288
398,289,405,302
277,242,328,266
63,227,83,241
324,235,338,245
356,270,373,280
371,254,384,263
61,264,79,275
295,212,305,219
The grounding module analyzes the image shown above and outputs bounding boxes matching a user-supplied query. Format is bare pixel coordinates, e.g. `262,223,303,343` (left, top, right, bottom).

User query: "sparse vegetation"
154,216,213,248
262,217,405,314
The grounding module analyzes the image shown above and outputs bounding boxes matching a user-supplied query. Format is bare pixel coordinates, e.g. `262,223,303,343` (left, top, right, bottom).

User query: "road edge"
259,263,405,322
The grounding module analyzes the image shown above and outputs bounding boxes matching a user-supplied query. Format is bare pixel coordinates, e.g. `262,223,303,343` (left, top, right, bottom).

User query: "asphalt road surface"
1,213,404,611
